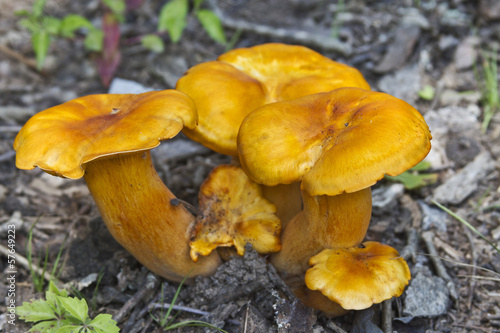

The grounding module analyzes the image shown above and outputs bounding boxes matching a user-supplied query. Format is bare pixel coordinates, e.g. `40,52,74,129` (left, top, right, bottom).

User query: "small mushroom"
305,241,411,310
177,43,370,225
189,164,281,261
238,87,431,314
14,91,221,282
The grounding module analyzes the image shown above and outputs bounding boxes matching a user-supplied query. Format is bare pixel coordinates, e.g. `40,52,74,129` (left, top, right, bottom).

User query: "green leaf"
89,314,120,333
385,171,438,190
32,30,50,70
47,324,84,333
45,282,67,317
102,0,126,20
17,299,57,322
158,0,188,43
84,29,104,52
14,9,31,17
57,296,89,323
418,85,435,100
141,34,164,53
19,18,38,33
196,9,226,44
29,320,59,332
60,14,94,38
33,0,47,18
409,160,432,172
43,16,62,35
47,280,68,298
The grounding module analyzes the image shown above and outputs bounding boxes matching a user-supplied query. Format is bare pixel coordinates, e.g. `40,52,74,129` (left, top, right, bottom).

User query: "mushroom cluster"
14,43,431,317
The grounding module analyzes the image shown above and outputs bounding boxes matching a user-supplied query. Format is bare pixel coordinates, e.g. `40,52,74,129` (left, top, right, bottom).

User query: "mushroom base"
83,151,221,282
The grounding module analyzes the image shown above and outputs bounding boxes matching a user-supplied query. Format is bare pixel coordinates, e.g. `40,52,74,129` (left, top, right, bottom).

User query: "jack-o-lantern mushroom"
176,42,370,226
14,91,221,282
238,87,431,315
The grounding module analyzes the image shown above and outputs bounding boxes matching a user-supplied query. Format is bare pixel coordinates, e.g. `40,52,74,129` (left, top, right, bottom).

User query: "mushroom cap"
304,241,411,310
14,90,197,179
176,43,370,156
189,164,281,261
238,87,432,196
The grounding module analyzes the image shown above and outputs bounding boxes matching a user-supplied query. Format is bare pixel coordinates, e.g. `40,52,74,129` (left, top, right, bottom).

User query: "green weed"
477,45,499,134
17,281,120,332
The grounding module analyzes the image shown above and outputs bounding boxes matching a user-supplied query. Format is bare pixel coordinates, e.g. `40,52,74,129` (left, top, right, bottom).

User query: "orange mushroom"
176,43,370,226
189,164,281,261
14,91,221,282
237,87,431,314
305,242,411,310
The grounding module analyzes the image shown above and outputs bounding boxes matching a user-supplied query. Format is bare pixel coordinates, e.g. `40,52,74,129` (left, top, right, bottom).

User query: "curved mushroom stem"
83,151,221,282
261,182,302,229
270,187,372,276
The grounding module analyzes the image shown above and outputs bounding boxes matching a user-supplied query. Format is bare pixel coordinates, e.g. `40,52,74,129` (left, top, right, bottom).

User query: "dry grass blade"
432,200,500,253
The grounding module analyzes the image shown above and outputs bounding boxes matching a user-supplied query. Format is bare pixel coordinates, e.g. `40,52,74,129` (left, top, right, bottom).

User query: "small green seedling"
16,0,102,70
26,219,66,293
477,45,499,134
418,85,435,101
158,0,226,45
17,281,120,333
385,161,438,190
150,274,228,332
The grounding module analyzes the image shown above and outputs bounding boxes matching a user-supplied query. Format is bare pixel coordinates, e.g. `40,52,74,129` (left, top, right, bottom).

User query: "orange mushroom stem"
83,151,221,281
14,91,221,282
270,188,372,276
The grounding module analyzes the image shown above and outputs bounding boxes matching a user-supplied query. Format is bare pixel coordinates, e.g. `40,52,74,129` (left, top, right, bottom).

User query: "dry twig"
381,299,393,333
0,44,39,71
422,231,458,301
113,273,159,324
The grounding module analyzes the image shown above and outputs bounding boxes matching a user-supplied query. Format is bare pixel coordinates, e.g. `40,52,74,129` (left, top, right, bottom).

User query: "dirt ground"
1,0,500,332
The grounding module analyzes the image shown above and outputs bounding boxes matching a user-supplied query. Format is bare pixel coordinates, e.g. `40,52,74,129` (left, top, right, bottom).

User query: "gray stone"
378,64,421,105
152,138,211,162
438,35,458,51
374,25,421,73
108,77,154,94
372,183,405,215
418,201,448,232
439,89,481,107
351,307,383,333
454,36,480,70
433,151,497,205
403,272,450,318
423,104,481,168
